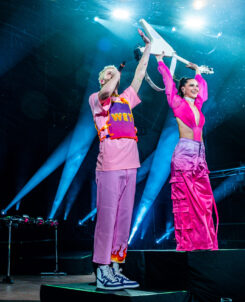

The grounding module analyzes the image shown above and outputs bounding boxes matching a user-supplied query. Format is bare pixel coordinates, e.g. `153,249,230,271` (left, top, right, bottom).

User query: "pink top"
89,86,141,171
157,61,208,142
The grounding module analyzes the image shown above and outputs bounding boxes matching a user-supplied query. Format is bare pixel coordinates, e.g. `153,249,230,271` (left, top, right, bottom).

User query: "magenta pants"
93,169,137,265
170,138,219,251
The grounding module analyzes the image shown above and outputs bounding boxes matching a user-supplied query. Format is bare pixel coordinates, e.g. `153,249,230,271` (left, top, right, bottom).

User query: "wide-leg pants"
93,169,137,265
170,138,219,251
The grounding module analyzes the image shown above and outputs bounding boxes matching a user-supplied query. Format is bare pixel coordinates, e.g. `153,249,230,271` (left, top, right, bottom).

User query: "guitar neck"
173,54,190,65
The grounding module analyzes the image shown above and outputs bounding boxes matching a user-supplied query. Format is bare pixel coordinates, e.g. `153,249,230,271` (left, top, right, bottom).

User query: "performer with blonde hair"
89,29,151,290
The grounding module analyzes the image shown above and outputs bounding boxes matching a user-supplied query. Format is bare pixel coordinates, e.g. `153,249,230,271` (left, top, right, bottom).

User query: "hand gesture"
155,51,165,62
138,29,151,45
186,62,199,71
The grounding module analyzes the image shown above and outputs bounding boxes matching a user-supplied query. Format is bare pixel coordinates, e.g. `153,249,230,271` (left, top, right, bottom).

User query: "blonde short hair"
98,65,117,88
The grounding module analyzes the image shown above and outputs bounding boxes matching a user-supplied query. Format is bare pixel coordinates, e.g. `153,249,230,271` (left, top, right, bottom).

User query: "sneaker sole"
96,285,125,291
123,284,140,289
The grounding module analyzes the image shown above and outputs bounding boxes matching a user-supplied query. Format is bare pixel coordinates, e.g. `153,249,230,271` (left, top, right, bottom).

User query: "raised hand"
186,62,201,75
186,62,199,71
155,51,165,62
138,29,151,45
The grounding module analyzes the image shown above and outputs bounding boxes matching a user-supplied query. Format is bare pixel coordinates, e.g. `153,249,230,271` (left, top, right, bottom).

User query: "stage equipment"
0,215,31,284
0,215,65,282
41,219,66,276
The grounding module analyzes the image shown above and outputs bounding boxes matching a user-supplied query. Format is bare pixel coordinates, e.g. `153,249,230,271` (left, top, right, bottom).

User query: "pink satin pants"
170,138,219,251
93,169,137,264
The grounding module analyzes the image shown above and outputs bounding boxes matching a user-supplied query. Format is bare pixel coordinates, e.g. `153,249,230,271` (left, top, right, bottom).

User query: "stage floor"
0,274,95,301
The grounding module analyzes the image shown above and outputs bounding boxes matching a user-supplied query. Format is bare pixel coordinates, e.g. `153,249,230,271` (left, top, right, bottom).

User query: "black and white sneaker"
112,262,140,289
96,265,124,290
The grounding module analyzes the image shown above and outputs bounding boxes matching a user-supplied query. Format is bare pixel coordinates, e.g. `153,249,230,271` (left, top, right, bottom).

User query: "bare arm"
98,69,121,101
131,29,151,94
186,62,201,75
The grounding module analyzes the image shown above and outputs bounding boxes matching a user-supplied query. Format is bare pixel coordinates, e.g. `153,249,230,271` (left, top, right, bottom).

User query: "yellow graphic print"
110,113,122,121
111,113,134,122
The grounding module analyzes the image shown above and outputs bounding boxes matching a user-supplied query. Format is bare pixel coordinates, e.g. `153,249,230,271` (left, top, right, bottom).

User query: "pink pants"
93,169,137,265
170,138,219,251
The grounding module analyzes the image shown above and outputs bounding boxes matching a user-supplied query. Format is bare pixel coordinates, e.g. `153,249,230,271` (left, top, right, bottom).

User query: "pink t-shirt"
89,86,141,171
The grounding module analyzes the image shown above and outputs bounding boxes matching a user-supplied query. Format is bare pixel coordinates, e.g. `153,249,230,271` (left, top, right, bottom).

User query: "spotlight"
94,16,99,22
1,209,6,215
172,27,176,32
184,16,205,30
193,0,206,10
112,9,130,20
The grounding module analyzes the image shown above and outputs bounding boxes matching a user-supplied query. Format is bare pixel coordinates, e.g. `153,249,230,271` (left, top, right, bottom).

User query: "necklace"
184,96,195,103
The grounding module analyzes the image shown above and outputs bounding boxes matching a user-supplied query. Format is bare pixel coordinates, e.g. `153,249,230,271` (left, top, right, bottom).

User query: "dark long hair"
178,77,192,98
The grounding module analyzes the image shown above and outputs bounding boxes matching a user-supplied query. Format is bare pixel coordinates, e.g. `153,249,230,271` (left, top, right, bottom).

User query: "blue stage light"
48,54,102,219
184,16,206,30
214,173,244,204
78,208,97,226
156,227,174,244
94,16,99,22
48,108,96,219
193,0,206,10
112,9,130,20
3,134,73,213
129,112,179,245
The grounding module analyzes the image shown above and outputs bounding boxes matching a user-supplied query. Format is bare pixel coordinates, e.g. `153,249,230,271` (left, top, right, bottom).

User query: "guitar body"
139,19,174,56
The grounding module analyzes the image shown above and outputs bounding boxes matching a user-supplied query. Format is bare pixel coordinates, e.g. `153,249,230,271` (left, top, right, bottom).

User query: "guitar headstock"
199,65,214,74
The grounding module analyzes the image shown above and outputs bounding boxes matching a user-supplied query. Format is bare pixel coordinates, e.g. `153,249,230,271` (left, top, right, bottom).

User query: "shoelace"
114,268,129,280
103,266,118,282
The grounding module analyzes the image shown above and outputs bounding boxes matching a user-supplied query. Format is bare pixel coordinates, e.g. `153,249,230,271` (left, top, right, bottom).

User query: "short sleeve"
120,86,141,109
89,92,111,116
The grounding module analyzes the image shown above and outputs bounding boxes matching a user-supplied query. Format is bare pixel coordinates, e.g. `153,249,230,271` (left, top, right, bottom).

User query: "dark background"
0,0,245,256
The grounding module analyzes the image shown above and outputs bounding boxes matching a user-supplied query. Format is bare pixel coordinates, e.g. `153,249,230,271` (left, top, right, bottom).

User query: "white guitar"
139,19,214,75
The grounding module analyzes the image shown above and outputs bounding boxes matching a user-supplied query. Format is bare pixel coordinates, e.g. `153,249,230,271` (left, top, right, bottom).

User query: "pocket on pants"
171,177,193,230
170,176,186,200
172,206,193,230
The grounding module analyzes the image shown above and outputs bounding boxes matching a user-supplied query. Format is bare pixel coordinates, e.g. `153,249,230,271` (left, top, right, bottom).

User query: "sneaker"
96,265,124,290
112,262,140,289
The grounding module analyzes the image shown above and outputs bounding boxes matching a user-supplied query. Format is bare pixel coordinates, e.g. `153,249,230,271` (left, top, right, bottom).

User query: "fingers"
138,28,143,36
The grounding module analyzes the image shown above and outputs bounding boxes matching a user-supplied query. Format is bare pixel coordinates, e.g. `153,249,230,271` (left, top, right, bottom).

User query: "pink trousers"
170,138,219,251
93,169,137,265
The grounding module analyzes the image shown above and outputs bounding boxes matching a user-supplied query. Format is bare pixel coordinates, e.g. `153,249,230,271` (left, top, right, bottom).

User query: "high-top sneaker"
96,265,124,290
112,262,140,289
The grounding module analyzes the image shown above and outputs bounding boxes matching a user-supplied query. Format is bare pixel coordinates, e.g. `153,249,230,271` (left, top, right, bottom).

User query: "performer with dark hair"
89,29,151,290
155,52,219,252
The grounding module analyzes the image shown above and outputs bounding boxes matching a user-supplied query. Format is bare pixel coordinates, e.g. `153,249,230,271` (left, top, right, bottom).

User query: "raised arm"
186,62,208,104
131,29,151,94
155,52,180,109
98,68,121,102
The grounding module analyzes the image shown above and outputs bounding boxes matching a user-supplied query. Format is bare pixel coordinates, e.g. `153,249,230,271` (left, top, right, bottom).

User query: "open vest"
96,96,138,142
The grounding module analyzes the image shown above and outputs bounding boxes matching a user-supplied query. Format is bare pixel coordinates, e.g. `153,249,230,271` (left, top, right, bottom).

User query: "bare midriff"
176,118,203,142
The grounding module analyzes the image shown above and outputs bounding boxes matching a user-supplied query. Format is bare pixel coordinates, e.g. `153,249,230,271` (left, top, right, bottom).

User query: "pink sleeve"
157,61,181,109
88,92,111,116
120,86,141,109
195,74,208,108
